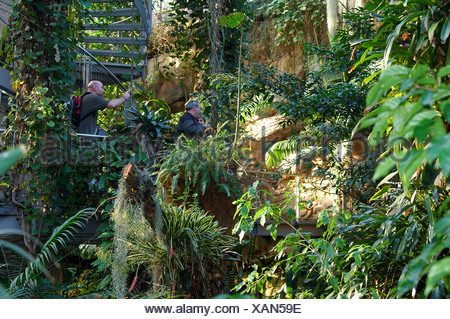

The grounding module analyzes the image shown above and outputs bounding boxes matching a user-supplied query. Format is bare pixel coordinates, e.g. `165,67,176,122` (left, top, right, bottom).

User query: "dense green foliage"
266,0,327,46
1,0,449,300
167,0,248,75
232,0,450,299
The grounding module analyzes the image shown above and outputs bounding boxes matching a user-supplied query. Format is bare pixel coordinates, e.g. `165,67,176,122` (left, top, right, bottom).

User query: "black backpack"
67,92,91,129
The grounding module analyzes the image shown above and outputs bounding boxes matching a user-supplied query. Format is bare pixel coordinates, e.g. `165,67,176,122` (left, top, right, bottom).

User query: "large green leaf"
398,150,426,190
440,15,450,42
427,134,450,176
370,184,391,200
428,21,439,41
425,257,450,295
219,12,245,28
384,11,426,67
437,66,450,79
373,156,397,181
0,145,27,175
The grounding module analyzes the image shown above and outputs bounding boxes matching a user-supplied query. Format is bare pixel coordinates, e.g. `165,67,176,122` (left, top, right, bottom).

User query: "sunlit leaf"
219,12,245,28
425,257,450,295
440,15,450,42
0,145,27,175
370,184,391,200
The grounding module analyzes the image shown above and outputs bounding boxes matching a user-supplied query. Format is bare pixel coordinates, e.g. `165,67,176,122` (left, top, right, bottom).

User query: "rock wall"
145,53,197,113
146,1,367,112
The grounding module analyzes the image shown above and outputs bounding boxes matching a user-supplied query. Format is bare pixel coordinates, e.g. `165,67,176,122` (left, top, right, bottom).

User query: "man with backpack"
76,80,131,135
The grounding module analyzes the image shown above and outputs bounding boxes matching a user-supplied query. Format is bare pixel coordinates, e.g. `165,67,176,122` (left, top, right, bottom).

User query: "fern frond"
266,138,301,168
218,183,231,197
9,208,95,291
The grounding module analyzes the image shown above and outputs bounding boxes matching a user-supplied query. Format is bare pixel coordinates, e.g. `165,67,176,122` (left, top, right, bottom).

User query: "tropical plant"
266,123,348,169
0,145,27,299
2,208,95,298
126,203,235,297
1,1,96,257
1,238,41,299
155,124,242,200
398,209,450,298
359,64,449,190
232,0,450,300
265,0,327,47
303,14,377,85
129,104,172,141
232,181,300,242
356,0,450,81
219,12,246,142
200,62,307,132
233,185,449,298
167,0,248,75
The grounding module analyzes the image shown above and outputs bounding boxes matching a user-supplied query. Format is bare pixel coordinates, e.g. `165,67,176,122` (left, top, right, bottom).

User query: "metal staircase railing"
0,1,152,127
76,0,152,90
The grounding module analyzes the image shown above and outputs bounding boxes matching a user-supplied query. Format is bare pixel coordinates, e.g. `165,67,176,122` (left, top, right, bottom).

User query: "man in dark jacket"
174,100,208,140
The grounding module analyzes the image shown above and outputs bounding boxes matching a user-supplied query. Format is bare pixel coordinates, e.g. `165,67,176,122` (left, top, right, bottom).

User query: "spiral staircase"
0,0,152,116
0,0,153,242
75,0,152,91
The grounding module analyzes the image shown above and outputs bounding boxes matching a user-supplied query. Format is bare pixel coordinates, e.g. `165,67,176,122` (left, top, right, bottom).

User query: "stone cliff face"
146,0,367,112
145,54,196,114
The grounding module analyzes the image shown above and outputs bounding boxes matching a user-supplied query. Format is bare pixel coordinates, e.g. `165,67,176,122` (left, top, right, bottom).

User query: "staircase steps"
76,0,152,88
82,36,148,46
89,8,139,17
85,49,143,59
83,22,146,32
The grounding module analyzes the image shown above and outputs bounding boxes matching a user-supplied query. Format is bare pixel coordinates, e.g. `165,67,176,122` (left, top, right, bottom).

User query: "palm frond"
266,138,301,168
9,208,95,291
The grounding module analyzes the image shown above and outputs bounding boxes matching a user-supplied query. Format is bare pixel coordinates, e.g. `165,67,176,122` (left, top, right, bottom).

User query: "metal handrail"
0,128,109,140
134,0,152,34
75,44,128,93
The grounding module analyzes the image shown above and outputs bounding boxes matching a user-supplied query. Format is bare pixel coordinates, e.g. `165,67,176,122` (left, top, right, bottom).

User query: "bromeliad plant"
125,203,234,297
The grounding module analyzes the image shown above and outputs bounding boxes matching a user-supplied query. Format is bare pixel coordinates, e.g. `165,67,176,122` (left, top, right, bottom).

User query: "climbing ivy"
1,1,91,255
265,0,327,47
166,0,249,77
4,0,79,101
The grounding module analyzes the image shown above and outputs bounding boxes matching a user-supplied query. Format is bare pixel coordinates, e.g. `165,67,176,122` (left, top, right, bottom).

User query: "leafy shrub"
155,124,242,199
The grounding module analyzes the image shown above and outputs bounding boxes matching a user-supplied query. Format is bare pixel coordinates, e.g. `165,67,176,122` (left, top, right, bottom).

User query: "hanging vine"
2,0,85,255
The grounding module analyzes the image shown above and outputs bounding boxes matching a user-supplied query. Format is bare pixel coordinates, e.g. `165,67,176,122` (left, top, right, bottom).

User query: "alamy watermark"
2,128,415,168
